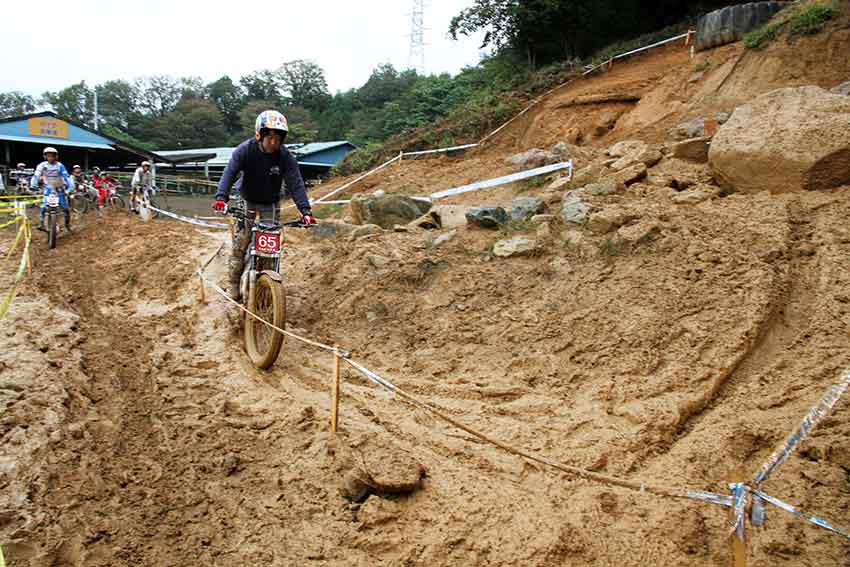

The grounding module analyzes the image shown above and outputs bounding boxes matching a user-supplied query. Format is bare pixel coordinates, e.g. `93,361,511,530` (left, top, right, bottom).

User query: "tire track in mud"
667,197,822,447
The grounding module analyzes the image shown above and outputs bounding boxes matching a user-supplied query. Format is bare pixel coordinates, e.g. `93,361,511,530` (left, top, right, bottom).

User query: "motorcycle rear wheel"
244,273,286,369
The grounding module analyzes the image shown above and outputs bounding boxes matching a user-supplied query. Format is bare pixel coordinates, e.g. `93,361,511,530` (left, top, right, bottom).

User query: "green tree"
278,59,331,111
135,76,184,119
206,76,244,136
150,99,227,149
42,81,94,125
239,70,283,103
95,80,138,130
0,91,37,118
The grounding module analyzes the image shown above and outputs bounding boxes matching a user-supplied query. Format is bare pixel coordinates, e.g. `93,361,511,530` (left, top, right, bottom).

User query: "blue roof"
0,113,117,149
154,141,357,168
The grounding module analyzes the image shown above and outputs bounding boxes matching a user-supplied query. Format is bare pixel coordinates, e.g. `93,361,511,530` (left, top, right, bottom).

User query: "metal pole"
331,348,341,433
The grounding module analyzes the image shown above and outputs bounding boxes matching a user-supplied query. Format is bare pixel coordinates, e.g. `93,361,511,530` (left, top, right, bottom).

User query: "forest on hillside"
0,0,745,151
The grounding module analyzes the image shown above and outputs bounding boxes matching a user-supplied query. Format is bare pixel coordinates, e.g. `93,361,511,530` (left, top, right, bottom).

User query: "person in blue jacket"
213,110,316,298
31,147,73,232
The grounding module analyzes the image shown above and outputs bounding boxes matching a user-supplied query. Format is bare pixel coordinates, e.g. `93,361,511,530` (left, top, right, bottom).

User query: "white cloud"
1,0,488,96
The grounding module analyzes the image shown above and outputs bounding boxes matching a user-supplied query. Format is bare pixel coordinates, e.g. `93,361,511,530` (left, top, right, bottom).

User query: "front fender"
260,269,283,283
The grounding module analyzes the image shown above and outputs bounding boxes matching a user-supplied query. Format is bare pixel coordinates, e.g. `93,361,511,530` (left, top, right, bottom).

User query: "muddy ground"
2,6,850,566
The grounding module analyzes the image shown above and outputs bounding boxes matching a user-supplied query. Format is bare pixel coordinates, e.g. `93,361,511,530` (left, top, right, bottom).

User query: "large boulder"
350,194,432,229
695,2,786,51
709,86,850,193
832,81,850,96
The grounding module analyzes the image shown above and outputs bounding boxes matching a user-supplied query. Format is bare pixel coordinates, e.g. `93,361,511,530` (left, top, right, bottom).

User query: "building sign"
27,117,69,139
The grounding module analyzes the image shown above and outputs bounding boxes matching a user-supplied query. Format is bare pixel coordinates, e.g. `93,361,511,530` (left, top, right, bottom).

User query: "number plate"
46,194,59,206
255,231,281,255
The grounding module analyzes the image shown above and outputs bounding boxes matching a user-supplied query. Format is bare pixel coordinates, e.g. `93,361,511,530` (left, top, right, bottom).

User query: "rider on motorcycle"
71,164,87,186
12,163,30,192
130,160,153,213
213,109,316,298
31,147,73,232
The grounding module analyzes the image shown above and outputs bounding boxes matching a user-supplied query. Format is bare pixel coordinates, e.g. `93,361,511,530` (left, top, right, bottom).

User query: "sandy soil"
2,7,850,567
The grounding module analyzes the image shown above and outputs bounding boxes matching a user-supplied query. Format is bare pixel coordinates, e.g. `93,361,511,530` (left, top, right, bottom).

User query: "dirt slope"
2,8,850,567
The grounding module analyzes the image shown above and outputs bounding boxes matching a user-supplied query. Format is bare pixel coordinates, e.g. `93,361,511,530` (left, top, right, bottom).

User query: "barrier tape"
430,161,573,200
753,488,850,540
0,220,31,321
298,153,403,209
0,217,21,230
583,32,691,76
402,143,479,157
753,368,850,485
146,205,230,230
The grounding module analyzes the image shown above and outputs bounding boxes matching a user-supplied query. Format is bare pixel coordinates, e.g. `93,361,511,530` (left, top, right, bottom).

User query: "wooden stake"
727,467,748,567
198,269,206,304
331,348,341,433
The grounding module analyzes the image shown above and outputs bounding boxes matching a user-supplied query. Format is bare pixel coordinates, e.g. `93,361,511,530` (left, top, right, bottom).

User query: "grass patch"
600,237,622,258
789,3,835,35
744,3,835,49
313,203,344,220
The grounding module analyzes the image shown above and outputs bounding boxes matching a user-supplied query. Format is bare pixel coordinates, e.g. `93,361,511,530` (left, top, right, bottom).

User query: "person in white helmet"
130,160,153,212
12,162,30,192
213,109,315,298
31,147,73,231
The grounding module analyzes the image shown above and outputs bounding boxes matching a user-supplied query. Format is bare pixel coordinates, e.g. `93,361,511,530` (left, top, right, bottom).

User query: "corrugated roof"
291,141,356,156
155,142,356,167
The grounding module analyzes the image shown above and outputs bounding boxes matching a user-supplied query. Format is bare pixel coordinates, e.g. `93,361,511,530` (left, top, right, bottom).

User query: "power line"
408,0,425,74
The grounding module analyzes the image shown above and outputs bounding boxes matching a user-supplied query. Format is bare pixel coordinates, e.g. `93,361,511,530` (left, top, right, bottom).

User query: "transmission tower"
408,0,426,74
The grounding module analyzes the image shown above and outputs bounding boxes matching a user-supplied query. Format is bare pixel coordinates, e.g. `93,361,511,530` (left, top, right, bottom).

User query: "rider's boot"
37,212,46,232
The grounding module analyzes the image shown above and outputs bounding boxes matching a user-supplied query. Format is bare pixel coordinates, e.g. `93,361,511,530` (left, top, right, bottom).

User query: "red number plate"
255,232,281,254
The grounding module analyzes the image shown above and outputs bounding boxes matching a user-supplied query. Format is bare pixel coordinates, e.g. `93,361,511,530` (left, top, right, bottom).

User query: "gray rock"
466,206,508,229
505,148,559,171
350,194,432,229
831,81,850,96
671,137,711,163
309,220,358,239
562,192,591,225
511,197,546,221
493,236,539,258
695,1,787,51
583,179,621,196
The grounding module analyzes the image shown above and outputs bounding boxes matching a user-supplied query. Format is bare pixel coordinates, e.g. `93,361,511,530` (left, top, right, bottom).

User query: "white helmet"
254,110,289,138
43,146,58,157
141,160,151,167
17,163,25,169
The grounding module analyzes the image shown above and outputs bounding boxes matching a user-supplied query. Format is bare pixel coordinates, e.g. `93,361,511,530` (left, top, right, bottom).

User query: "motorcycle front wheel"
244,273,286,369
47,210,58,249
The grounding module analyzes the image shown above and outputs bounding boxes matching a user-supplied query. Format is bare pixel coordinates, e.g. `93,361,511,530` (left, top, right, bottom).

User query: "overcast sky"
0,0,489,97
